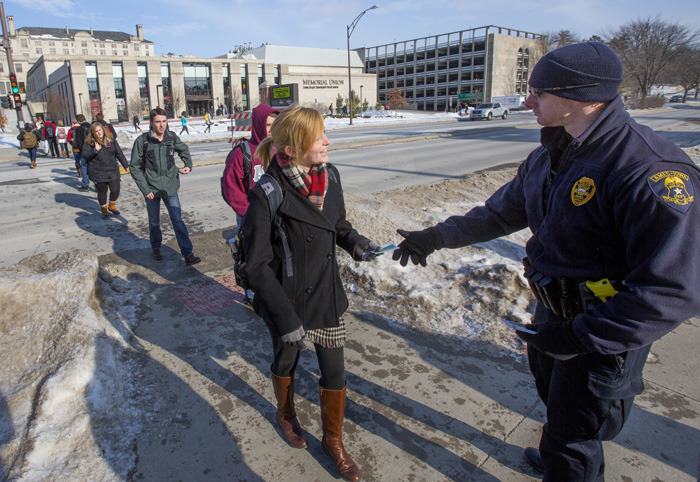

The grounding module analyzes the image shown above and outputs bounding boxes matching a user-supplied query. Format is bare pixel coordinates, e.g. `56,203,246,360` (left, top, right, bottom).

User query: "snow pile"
0,251,142,481
340,166,535,357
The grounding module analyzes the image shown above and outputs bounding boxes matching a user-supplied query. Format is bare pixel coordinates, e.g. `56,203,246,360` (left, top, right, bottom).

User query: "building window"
20,39,28,48
160,62,173,118
34,40,41,45
63,42,69,47
63,49,70,55
134,43,139,50
113,62,128,122
15,64,22,72
183,63,212,96
49,48,56,54
48,41,55,46
86,61,100,110
100,50,106,56
81,41,87,47
0,63,3,72
137,63,150,113
36,48,42,54
0,83,4,95
82,49,88,55
240,64,249,110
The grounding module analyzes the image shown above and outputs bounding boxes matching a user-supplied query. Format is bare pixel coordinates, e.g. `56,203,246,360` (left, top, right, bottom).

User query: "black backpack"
228,168,338,290
220,139,252,205
45,124,55,137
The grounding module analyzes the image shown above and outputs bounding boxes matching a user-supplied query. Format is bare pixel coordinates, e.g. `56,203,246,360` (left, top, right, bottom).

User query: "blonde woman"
241,105,379,481
81,122,129,218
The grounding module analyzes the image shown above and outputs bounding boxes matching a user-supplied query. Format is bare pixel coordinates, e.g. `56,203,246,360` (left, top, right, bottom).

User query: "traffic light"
9,73,19,94
13,93,21,107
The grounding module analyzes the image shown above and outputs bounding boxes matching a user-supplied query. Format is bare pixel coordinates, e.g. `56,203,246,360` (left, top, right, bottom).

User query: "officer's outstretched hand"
515,321,586,361
392,228,443,267
281,326,306,350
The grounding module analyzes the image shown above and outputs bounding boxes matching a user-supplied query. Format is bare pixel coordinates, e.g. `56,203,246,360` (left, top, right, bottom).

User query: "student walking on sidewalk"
81,122,129,219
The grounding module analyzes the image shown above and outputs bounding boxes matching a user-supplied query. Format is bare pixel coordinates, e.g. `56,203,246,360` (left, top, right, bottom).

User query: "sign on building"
270,84,298,108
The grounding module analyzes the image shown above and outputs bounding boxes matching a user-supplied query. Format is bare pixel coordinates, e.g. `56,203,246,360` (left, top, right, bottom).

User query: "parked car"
670,94,684,103
470,102,509,121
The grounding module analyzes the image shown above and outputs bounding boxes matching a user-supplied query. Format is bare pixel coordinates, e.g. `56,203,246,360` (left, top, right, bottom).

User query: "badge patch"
648,170,695,213
571,177,596,206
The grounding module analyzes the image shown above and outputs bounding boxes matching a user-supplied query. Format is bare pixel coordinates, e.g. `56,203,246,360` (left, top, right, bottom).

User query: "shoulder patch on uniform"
648,170,694,213
571,177,596,206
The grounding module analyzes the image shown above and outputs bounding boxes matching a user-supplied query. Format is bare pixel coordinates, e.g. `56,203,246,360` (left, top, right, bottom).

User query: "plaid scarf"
277,153,329,210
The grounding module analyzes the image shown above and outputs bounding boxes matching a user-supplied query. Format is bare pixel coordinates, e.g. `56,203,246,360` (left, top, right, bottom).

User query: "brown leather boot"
320,384,361,481
271,372,307,449
108,201,120,215
101,205,110,219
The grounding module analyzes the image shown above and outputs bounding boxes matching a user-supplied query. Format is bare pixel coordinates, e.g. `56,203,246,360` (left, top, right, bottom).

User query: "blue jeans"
145,192,193,258
75,152,89,187
28,147,37,164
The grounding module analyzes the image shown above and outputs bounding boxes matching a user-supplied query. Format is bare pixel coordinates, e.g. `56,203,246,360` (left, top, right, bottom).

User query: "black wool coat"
81,140,129,183
240,160,370,338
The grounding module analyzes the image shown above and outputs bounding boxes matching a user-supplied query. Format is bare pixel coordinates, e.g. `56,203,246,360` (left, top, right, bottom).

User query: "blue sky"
5,0,699,58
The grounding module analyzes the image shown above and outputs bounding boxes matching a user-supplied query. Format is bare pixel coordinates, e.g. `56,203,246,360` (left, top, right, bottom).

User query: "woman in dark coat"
81,122,129,218
241,105,378,482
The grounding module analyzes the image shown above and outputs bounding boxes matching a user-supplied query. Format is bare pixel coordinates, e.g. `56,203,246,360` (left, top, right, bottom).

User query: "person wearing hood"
43,116,59,158
222,104,280,224
392,42,700,480
73,114,93,192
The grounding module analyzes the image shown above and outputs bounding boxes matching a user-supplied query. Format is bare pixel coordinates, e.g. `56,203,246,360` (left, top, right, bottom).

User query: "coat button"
306,235,313,242
305,287,313,294
327,253,333,260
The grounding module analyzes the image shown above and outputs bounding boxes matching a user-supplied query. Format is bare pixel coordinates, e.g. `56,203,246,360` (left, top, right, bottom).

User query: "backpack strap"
256,173,293,278
238,140,253,189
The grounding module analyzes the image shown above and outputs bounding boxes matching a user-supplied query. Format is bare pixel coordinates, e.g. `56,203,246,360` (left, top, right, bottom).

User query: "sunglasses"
528,83,601,99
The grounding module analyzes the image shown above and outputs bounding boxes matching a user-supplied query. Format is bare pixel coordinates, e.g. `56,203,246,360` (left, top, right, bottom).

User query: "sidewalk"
98,228,700,481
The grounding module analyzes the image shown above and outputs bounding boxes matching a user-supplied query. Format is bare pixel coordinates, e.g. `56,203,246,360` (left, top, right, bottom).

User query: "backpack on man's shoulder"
45,124,55,138
220,138,252,205
228,167,338,290
23,131,37,149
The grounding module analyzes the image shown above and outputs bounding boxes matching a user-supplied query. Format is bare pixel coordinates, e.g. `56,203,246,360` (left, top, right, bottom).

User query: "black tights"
95,179,120,206
268,326,345,390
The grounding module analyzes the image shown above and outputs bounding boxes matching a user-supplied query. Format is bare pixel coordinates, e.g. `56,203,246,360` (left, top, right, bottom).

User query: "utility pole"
0,2,24,126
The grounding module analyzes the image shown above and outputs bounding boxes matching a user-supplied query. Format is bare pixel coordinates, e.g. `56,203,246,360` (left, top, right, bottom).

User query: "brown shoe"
271,372,307,449
184,254,201,265
151,249,163,260
320,384,361,481
30,161,36,169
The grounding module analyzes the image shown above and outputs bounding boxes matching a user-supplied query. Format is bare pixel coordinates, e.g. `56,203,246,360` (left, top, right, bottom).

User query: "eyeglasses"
528,83,601,99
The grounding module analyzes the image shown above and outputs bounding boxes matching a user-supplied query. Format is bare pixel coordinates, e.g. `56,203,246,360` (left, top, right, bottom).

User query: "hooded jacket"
222,104,280,216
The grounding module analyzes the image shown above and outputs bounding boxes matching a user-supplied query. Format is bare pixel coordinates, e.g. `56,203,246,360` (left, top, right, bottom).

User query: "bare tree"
228,85,242,112
127,95,143,120
386,88,408,111
542,30,581,53
662,45,700,101
171,88,186,116
46,90,71,125
606,16,698,100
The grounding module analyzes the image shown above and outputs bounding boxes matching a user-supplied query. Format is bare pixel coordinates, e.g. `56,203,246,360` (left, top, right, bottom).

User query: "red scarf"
277,154,329,210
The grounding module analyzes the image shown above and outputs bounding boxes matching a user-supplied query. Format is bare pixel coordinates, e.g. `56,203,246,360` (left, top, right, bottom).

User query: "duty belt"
522,257,623,320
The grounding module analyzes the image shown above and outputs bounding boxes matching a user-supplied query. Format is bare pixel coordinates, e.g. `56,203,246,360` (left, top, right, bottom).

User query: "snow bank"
0,251,141,480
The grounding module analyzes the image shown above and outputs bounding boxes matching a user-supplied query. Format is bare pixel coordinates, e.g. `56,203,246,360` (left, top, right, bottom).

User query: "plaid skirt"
306,317,346,348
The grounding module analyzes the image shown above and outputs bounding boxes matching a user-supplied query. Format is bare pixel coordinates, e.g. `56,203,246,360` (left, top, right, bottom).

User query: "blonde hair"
57,120,64,127
256,105,324,170
86,121,114,147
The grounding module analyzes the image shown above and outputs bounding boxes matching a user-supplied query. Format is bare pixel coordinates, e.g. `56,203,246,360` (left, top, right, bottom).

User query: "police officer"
392,42,700,481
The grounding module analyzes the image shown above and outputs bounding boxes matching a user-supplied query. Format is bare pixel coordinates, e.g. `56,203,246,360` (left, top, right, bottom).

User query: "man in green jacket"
130,107,201,265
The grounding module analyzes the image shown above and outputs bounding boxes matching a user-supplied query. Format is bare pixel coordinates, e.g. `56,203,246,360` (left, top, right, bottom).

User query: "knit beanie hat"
529,41,623,102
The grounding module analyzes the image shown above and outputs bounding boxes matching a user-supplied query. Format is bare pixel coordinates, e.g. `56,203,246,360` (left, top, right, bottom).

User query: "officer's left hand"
515,321,585,361
179,166,191,175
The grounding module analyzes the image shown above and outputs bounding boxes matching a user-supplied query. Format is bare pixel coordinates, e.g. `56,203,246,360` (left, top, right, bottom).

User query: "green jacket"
130,130,192,198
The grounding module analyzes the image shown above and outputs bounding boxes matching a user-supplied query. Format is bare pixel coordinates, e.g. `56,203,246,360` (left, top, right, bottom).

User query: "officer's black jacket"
435,96,700,354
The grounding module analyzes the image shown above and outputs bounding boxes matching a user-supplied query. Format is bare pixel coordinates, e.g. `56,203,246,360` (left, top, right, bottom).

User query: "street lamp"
347,5,379,125
78,92,83,115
